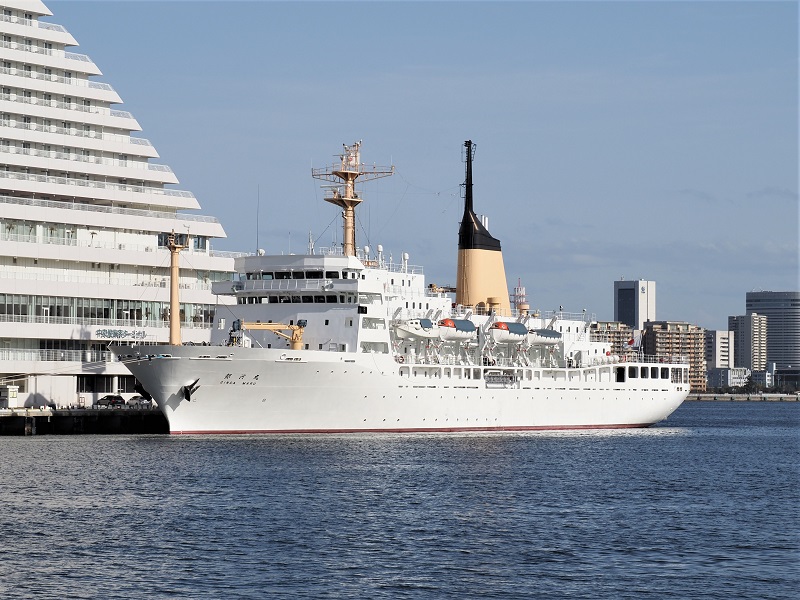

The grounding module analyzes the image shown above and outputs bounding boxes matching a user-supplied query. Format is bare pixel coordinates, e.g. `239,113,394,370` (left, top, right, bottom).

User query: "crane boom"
231,320,307,350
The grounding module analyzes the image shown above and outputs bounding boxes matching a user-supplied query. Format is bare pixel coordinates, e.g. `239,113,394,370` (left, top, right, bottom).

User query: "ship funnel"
455,140,510,315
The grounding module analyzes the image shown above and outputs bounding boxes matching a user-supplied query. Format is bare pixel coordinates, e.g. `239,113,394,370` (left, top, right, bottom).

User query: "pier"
0,407,168,436
687,393,798,402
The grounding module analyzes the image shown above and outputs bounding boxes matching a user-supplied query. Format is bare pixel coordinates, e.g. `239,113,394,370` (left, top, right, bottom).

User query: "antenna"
256,184,260,253
311,141,393,257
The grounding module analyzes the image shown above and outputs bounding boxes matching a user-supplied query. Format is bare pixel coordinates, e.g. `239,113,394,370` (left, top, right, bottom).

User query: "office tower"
614,279,655,330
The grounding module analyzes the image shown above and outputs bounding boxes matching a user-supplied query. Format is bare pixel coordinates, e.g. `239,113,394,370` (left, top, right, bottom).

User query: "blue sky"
53,0,798,330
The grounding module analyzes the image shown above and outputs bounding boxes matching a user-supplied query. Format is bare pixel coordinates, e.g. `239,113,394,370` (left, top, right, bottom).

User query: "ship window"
325,320,329,326
306,271,323,279
651,367,659,379
269,296,279,303
661,367,669,379
325,271,340,279
326,295,337,303
339,295,345,303
314,296,326,303
301,295,313,303
292,272,305,279
628,366,638,378
640,367,648,379
274,272,291,280
261,272,274,280
291,296,301,303
279,295,291,303
616,367,626,383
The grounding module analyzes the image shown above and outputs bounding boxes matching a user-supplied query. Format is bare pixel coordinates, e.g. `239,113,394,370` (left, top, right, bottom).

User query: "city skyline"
55,1,798,331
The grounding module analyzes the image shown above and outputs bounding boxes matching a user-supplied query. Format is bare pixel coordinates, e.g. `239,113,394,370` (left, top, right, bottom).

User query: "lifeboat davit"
438,318,477,341
489,321,528,343
395,318,440,340
528,328,562,346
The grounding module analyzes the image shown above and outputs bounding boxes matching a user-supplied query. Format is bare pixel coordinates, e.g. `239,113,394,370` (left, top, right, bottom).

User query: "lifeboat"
394,318,440,340
528,328,562,346
489,321,528,344
438,318,477,341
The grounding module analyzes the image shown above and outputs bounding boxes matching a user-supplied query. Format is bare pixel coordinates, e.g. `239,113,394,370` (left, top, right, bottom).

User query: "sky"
51,0,798,331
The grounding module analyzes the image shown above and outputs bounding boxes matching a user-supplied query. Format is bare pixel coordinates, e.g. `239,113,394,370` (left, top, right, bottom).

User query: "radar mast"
312,141,393,257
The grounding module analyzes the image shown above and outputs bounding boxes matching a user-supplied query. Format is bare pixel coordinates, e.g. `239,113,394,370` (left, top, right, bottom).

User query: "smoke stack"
455,140,510,315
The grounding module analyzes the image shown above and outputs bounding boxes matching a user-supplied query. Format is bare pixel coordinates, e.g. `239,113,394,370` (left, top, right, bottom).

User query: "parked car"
127,395,152,407
96,394,124,407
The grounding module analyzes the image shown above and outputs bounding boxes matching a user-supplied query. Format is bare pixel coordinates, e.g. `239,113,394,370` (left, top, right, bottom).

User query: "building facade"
613,279,655,331
705,329,734,369
707,367,750,390
728,314,767,371
642,321,706,392
590,320,634,357
0,1,235,407
745,291,800,371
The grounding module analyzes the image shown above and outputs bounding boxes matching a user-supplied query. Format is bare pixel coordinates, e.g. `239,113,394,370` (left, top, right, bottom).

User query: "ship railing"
450,305,596,323
618,352,688,365
221,279,358,293
0,194,219,224
314,246,424,275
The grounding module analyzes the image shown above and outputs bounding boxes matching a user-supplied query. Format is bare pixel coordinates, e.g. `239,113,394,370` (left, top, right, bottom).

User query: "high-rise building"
745,291,800,370
705,330,734,369
728,314,767,371
642,321,706,391
0,1,234,407
613,279,655,331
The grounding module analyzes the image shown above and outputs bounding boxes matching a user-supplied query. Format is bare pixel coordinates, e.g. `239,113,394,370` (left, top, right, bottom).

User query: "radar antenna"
311,141,393,257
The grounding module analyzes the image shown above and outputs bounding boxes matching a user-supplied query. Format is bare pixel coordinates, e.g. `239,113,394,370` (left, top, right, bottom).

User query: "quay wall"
687,393,798,402
0,407,168,436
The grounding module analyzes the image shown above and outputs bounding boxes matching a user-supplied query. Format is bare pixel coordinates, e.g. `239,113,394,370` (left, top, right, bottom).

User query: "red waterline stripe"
170,423,652,435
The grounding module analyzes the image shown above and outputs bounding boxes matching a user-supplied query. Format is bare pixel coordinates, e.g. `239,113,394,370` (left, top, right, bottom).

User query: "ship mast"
167,230,186,345
311,141,393,257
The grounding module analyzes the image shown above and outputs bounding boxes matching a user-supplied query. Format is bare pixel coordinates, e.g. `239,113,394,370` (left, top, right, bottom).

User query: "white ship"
0,1,235,408
114,141,690,434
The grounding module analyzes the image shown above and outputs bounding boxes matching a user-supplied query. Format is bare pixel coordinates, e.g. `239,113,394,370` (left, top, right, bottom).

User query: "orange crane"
232,319,307,351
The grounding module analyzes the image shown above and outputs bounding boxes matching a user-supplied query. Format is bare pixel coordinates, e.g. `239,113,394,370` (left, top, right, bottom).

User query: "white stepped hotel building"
0,0,235,407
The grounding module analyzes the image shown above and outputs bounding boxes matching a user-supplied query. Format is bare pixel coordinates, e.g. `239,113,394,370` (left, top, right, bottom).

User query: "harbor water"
1,401,797,599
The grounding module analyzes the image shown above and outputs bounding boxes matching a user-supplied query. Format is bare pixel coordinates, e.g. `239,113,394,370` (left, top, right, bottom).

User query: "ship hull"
118,345,688,434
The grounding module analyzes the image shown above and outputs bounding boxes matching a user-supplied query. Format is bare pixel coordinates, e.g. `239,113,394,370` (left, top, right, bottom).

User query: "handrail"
0,143,172,174
0,170,195,199
0,194,219,223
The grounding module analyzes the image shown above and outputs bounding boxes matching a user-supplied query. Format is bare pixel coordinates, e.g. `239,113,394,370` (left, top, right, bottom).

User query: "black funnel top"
458,140,501,251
